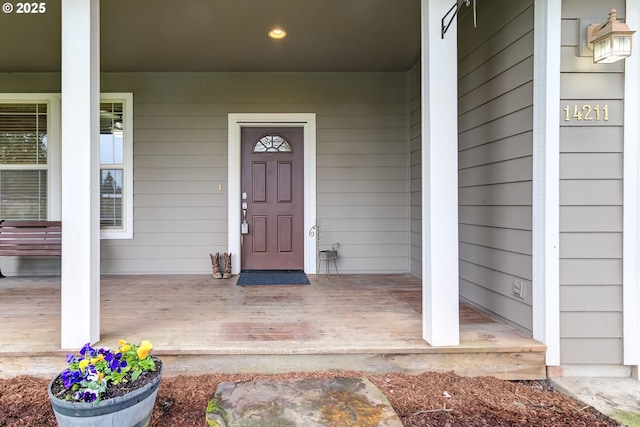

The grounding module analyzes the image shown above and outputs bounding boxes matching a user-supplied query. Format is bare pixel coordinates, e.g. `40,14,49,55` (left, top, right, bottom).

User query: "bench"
0,220,62,277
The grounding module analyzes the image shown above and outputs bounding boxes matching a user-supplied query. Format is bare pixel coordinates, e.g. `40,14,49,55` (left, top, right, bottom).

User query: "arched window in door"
253,135,292,152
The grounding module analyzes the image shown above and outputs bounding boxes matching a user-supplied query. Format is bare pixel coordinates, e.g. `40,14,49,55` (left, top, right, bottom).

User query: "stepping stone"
207,377,403,427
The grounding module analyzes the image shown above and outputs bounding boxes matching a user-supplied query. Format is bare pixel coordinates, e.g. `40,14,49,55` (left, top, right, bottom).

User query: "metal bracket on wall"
441,0,476,39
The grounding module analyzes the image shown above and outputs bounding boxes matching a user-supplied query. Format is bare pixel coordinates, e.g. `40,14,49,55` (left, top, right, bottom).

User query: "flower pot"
48,363,162,427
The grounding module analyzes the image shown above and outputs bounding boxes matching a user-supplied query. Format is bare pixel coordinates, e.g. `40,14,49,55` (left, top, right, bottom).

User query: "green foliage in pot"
50,339,158,404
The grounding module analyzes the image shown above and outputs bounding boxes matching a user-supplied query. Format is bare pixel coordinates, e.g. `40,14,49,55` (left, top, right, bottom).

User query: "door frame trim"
228,113,317,274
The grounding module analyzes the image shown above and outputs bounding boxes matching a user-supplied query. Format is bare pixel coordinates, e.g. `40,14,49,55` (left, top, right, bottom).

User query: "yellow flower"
98,372,104,382
136,340,153,360
89,354,103,365
120,344,131,353
78,359,89,372
118,339,127,346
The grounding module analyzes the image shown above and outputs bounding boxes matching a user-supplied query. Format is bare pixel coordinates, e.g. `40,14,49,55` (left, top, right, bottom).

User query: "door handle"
241,200,249,234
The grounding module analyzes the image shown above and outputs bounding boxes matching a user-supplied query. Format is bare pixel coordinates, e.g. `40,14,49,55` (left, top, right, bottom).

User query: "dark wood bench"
0,220,62,277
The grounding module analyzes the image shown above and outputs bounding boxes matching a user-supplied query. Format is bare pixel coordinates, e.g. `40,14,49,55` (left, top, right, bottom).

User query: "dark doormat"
236,270,310,286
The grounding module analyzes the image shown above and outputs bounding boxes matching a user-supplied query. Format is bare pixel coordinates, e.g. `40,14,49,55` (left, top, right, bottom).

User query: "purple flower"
97,347,110,355
105,351,125,371
79,343,95,358
76,390,98,403
60,368,83,389
86,366,99,382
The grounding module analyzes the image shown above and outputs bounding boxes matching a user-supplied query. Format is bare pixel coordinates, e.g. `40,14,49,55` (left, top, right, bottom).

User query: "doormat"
236,270,310,286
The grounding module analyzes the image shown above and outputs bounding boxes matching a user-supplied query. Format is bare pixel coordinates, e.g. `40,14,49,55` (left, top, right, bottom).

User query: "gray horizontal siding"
409,62,422,277
459,224,531,255
0,71,411,275
560,234,622,259
459,182,532,206
459,132,532,169
561,1,625,19
558,0,625,365
457,0,534,331
561,312,622,339
459,108,533,150
560,339,623,365
560,180,622,205
559,207,622,232
560,259,622,285
459,206,531,230
560,286,623,312
459,243,531,280
132,72,410,274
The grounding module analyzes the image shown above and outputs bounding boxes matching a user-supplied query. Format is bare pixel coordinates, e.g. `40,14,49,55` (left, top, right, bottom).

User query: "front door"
240,127,304,270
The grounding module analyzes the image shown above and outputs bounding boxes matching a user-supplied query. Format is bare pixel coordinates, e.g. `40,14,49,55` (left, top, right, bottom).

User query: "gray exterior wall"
409,62,422,277
457,0,534,331
0,72,411,275
559,0,625,365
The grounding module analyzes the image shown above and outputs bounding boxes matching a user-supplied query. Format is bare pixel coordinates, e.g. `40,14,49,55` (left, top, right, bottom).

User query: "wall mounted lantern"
587,9,635,64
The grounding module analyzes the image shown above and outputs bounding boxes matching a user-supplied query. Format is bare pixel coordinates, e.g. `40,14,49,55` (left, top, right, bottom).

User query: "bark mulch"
0,371,620,426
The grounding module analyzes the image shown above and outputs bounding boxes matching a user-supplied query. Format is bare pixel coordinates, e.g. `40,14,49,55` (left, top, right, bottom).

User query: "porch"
0,273,545,380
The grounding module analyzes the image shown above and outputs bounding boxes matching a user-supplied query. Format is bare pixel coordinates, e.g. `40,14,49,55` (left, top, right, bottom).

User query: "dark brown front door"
241,127,304,270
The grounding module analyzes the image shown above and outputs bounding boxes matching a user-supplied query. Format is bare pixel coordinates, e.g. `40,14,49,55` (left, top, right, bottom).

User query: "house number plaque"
563,104,609,122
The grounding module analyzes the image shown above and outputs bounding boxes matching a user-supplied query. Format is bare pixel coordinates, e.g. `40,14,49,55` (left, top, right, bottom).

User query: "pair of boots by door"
210,252,231,279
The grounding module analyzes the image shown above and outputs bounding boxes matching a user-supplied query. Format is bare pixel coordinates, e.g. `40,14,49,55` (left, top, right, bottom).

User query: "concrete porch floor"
0,273,546,380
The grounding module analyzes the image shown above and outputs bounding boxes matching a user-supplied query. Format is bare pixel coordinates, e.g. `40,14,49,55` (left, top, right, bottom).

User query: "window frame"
100,93,133,240
0,92,133,239
0,94,61,221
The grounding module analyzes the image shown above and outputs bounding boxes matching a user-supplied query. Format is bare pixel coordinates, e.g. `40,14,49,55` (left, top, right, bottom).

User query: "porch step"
154,349,546,381
1,347,545,381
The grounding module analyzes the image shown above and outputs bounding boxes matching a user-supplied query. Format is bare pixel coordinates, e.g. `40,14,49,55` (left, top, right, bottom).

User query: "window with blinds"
0,103,48,220
100,102,124,229
0,93,132,238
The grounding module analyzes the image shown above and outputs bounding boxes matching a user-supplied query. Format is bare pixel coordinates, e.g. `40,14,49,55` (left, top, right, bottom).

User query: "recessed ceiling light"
268,28,287,39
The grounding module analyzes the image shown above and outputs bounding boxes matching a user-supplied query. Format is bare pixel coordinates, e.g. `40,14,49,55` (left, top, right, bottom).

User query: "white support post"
532,0,561,366
60,0,101,349
420,0,460,346
623,0,640,369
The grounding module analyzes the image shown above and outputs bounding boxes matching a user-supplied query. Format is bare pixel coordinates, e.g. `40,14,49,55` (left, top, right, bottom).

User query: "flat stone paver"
207,377,404,427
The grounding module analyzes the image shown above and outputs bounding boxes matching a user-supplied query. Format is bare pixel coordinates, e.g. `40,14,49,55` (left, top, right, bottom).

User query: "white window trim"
100,93,133,239
0,93,61,221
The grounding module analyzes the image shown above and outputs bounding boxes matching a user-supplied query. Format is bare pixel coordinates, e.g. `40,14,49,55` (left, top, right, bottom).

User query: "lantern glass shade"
593,33,633,63
587,9,635,64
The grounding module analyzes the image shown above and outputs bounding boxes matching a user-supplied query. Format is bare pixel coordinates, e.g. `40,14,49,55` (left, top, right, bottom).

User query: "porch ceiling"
1,0,421,73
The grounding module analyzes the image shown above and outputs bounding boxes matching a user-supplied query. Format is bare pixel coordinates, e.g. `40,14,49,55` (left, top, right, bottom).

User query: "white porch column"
420,0,460,346
60,0,101,349
532,0,561,367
